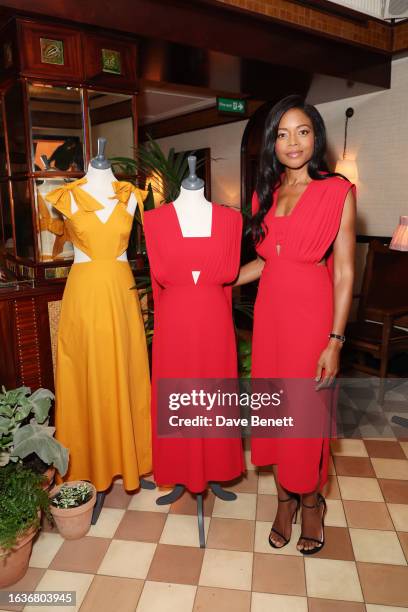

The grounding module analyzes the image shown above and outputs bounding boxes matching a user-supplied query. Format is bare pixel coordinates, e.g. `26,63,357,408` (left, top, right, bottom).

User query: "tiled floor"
2,438,408,612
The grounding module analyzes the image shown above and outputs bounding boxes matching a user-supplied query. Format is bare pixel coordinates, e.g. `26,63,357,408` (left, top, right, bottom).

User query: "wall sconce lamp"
390,216,408,251
335,107,358,183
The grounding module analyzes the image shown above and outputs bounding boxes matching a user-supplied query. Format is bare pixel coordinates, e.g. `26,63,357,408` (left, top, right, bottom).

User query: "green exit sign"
217,97,247,115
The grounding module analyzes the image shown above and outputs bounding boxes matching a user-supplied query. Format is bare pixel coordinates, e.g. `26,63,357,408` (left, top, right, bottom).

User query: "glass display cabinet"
0,16,139,282
0,16,139,391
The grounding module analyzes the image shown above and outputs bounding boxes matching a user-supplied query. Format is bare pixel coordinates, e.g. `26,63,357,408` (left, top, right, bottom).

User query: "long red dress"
251,175,356,494
144,202,245,492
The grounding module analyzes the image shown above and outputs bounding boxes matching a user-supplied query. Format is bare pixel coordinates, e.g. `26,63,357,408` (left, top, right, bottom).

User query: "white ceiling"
326,0,408,20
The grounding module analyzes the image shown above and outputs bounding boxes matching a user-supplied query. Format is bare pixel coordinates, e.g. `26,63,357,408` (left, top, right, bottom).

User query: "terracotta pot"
49,481,96,540
0,522,38,588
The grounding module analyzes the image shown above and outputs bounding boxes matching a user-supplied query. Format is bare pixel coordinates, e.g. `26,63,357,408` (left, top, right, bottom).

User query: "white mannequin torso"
69,166,137,264
172,186,212,237
172,186,212,284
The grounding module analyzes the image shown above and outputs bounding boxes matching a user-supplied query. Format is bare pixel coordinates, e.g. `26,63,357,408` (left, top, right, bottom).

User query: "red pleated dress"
144,202,245,492
251,175,356,494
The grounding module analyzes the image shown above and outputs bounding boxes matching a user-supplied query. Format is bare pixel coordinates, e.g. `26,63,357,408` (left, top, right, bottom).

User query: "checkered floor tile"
1,436,408,611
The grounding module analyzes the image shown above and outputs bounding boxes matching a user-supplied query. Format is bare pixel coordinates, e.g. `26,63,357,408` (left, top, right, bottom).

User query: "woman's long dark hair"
252,95,339,244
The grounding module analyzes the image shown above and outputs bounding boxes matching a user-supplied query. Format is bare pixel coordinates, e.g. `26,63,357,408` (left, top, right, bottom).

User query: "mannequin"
145,155,244,546
154,157,238,546
172,158,212,286
49,137,154,526
85,138,155,523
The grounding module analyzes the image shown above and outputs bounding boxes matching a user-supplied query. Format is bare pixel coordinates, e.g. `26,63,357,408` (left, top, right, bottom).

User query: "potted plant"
0,386,69,486
49,481,96,540
0,462,51,587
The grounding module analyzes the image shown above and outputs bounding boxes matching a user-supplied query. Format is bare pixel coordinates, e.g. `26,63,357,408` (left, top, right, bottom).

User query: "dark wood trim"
0,281,65,300
356,235,391,243
140,100,264,141
31,110,82,129
27,171,84,179
192,0,392,54
0,300,18,389
82,88,91,167
132,93,138,152
393,20,408,52
0,1,391,87
1,91,11,177
89,97,132,126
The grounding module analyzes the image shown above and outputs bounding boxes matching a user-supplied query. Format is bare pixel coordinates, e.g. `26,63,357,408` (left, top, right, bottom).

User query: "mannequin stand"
155,483,237,548
156,482,237,505
91,478,156,525
197,494,205,548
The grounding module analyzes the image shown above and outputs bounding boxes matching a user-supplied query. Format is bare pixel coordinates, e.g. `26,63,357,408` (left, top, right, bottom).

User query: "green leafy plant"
110,134,201,207
133,274,154,346
0,462,50,551
0,386,69,476
51,482,93,509
237,337,252,378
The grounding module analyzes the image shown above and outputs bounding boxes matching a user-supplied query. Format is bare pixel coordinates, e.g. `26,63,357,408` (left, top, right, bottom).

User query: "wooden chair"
345,240,408,403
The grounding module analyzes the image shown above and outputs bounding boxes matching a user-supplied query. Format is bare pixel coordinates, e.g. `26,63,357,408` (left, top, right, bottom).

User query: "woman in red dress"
236,95,356,554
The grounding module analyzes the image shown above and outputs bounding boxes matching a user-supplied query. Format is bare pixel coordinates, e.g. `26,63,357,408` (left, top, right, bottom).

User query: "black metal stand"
155,482,237,547
391,415,408,428
91,477,156,525
197,493,205,548
91,491,105,525
209,482,237,501
156,484,185,506
140,478,156,490
156,482,236,505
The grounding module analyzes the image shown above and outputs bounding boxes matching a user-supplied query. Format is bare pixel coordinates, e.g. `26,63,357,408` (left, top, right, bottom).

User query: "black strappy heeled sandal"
298,492,327,555
269,494,300,549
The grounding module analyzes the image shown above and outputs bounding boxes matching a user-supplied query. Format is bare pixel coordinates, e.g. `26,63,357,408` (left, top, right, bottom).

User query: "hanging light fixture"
335,107,358,183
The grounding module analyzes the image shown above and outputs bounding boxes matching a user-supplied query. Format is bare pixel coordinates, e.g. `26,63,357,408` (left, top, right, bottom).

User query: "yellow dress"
46,178,152,491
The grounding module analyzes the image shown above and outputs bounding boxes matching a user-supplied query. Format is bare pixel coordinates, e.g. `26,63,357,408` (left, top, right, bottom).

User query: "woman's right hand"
234,257,265,286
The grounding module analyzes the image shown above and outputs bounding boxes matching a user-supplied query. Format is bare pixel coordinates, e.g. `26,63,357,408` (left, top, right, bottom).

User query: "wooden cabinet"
0,16,139,284
0,283,65,390
84,33,138,90
19,21,84,81
0,16,140,391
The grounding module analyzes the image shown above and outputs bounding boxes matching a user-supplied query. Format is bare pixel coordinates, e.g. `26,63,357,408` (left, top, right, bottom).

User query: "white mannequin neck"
84,165,116,191
172,186,212,238
174,186,209,208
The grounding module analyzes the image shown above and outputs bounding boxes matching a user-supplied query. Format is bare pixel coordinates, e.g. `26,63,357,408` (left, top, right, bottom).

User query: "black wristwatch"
328,333,346,343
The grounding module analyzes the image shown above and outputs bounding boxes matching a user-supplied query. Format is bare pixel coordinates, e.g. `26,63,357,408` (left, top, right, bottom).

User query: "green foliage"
0,462,50,551
110,134,200,206
238,338,252,379
51,482,93,509
134,274,154,346
0,386,69,476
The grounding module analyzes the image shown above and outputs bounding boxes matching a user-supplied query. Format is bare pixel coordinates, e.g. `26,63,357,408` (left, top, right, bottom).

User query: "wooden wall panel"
0,284,64,391
13,296,42,388
0,299,17,389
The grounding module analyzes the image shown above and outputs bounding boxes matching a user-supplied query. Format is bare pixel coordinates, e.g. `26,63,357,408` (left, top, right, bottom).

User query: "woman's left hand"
315,342,342,390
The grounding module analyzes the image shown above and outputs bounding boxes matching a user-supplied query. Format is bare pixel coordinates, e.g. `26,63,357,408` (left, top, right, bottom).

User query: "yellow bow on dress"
111,182,148,224
45,178,106,217
45,178,86,218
